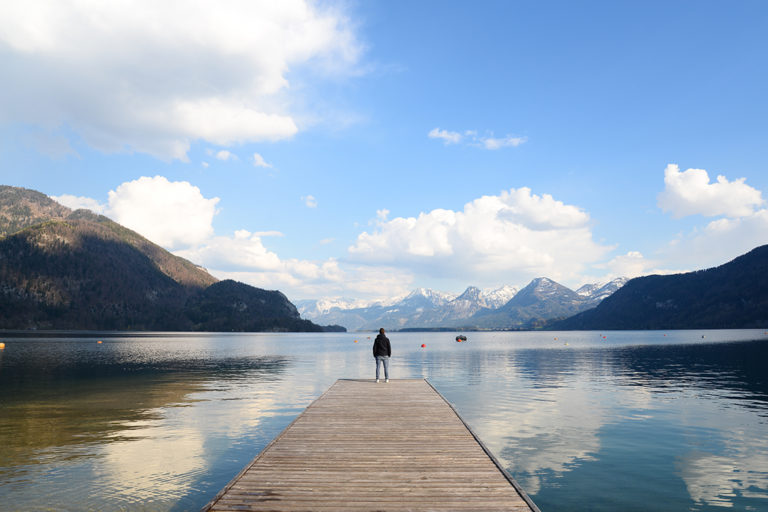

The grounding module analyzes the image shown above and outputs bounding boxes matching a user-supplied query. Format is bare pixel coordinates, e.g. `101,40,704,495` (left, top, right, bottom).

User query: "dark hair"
379,328,385,334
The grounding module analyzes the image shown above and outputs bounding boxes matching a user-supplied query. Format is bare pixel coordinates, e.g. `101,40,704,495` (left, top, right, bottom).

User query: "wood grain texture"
203,379,538,512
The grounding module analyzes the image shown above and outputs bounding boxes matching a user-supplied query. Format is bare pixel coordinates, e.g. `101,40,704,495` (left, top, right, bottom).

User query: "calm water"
1,330,767,511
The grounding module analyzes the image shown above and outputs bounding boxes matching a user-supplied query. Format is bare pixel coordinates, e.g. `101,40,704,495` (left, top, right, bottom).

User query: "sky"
1,0,767,304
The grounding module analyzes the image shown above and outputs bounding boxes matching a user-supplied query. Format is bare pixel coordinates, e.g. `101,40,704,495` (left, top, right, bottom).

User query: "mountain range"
298,278,628,331
0,185,339,332
4,185,765,333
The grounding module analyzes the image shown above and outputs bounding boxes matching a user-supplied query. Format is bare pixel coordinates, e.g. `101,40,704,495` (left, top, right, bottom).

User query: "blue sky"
1,1,767,303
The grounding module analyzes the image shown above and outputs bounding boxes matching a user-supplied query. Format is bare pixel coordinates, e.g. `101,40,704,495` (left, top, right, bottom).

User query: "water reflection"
430,336,768,511
0,336,293,510
1,331,766,511
610,341,768,405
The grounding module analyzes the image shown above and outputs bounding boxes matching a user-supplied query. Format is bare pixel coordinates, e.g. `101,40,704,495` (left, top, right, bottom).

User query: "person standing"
372,328,391,383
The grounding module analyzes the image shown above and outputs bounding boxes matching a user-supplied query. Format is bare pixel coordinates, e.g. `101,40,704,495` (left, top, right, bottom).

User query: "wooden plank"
203,379,540,512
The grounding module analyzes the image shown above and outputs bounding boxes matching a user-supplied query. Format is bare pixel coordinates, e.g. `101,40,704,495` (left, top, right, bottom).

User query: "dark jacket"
372,333,391,357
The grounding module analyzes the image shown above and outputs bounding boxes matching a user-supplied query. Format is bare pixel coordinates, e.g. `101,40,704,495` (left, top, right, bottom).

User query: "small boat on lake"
455,334,467,342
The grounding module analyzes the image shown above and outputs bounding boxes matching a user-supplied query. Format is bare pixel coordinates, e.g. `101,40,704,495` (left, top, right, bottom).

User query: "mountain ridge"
0,185,336,332
299,278,626,331
553,245,768,330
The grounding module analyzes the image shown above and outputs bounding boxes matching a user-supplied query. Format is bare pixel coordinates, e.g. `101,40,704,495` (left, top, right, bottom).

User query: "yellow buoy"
354,340,358,343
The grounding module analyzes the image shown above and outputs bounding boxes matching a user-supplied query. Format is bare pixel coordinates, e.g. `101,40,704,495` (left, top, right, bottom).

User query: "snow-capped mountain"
576,278,628,303
299,278,626,331
296,287,456,331
431,285,519,321
397,288,457,309
575,283,601,297
482,285,519,308
296,297,375,318
586,277,629,303
471,277,590,329
412,286,487,325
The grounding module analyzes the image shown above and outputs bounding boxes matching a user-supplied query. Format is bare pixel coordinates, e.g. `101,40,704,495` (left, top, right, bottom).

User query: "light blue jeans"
375,356,390,380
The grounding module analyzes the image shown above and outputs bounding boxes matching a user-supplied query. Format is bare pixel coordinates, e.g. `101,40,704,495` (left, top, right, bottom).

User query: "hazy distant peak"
576,277,629,299
455,286,482,301
404,287,455,304
576,283,601,296
482,285,519,308
486,284,519,294
296,297,374,317
528,277,562,291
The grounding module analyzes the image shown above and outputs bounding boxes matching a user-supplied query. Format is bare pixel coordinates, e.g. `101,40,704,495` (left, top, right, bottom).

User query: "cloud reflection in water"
1,331,766,511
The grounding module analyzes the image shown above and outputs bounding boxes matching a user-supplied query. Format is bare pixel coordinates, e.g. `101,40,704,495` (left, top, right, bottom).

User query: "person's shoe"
376,379,379,383
386,379,390,383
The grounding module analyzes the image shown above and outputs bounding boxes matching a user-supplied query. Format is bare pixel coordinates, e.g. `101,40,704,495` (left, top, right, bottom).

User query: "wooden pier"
203,379,540,511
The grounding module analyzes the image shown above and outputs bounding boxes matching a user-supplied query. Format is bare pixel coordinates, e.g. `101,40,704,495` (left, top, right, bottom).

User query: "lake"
0,330,767,511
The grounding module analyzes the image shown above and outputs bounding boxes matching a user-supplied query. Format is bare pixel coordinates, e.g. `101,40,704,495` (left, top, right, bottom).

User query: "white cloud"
659,208,768,270
50,194,106,214
175,230,282,272
201,161,209,168
214,264,413,302
0,1,361,160
480,135,527,149
428,128,462,144
302,195,318,208
599,251,651,278
348,187,611,286
252,152,272,168
590,250,684,281
107,176,220,249
429,127,527,150
49,175,411,301
176,228,413,300
215,150,236,161
251,230,284,238
54,176,221,249
164,217,417,300
657,164,764,218
648,164,768,272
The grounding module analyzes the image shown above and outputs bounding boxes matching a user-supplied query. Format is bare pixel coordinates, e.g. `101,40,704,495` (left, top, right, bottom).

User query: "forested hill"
0,186,71,236
0,185,336,332
553,244,768,330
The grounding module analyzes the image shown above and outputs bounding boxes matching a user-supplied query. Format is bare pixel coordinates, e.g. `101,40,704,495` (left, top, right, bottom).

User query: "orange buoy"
354,340,358,343
0,342,5,349
97,340,103,344
421,344,426,348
